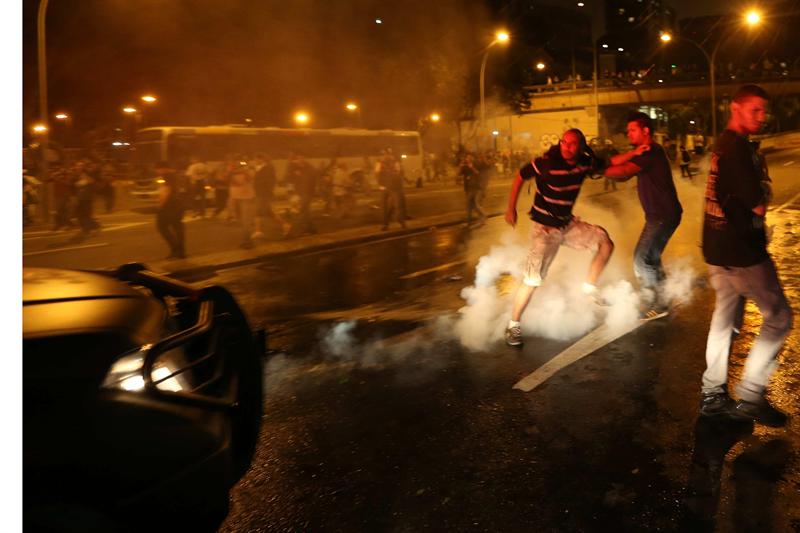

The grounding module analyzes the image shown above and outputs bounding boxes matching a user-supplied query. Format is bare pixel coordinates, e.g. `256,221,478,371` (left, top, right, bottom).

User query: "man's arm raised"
604,144,650,181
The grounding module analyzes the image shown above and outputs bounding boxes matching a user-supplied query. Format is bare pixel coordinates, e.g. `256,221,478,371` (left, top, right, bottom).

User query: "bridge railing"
524,70,800,96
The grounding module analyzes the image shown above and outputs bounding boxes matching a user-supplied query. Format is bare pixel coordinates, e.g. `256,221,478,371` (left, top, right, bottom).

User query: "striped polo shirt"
519,150,592,228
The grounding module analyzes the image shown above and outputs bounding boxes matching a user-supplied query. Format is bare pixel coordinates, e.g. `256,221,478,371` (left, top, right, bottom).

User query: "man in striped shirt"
504,129,614,346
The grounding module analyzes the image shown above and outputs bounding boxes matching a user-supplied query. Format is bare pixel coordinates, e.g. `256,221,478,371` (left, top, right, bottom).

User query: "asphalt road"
206,150,800,532
22,152,800,531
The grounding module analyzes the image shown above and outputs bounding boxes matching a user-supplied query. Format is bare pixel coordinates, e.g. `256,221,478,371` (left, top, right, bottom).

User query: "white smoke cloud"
449,172,705,351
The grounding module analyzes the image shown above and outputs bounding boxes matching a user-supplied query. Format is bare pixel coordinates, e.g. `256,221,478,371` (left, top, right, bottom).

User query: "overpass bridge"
462,76,800,154
524,76,800,112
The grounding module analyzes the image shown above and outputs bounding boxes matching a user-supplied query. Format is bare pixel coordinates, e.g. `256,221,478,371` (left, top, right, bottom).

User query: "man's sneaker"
699,391,736,417
730,398,788,427
641,305,669,320
505,325,523,347
592,294,611,307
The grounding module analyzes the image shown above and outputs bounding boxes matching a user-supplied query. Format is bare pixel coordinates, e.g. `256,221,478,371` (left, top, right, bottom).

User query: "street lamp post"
661,9,762,139
293,111,311,127
345,102,362,127
37,0,51,222
479,30,509,136
122,106,141,142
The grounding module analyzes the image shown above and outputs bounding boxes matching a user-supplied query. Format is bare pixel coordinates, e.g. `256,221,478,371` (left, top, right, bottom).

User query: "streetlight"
54,113,69,120
535,62,546,71
36,0,51,221
123,106,138,114
479,30,510,135
32,124,48,134
294,111,310,126
429,113,441,122
141,94,157,104
745,9,761,26
660,8,762,138
345,102,362,127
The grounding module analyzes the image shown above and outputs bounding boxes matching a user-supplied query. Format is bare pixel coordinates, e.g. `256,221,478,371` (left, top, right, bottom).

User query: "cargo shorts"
523,217,610,287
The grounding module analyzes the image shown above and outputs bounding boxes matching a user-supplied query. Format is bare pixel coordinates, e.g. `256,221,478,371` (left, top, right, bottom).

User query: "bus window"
134,142,163,165
389,136,420,155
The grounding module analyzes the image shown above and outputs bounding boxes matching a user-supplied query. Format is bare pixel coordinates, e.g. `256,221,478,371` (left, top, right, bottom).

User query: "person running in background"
251,154,289,238
376,150,407,230
679,145,692,179
459,153,486,227
155,161,187,259
504,129,614,347
185,156,210,218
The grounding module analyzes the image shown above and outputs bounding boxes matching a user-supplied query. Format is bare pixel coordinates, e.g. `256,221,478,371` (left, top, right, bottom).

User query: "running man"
504,129,614,346
603,112,683,317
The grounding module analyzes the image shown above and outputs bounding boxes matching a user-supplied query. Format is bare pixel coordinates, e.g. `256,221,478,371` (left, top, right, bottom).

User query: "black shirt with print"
702,129,768,267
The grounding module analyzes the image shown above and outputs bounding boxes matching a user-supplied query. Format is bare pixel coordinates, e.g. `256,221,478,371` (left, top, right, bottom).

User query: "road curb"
164,211,504,280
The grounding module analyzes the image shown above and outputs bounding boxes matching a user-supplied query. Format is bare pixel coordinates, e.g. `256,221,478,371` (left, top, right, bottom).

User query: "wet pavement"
210,163,799,531
22,152,800,531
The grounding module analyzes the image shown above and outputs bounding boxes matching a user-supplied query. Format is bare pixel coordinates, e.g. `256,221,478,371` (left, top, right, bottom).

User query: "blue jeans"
702,258,793,401
633,216,680,293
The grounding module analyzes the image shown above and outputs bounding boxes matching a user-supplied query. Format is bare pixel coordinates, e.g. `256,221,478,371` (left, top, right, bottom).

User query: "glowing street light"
429,113,441,122
345,102,358,111
141,94,157,104
745,9,761,26
294,111,310,126
660,8,764,138
54,113,69,120
495,31,510,43
535,62,546,71
122,106,138,114
32,123,48,134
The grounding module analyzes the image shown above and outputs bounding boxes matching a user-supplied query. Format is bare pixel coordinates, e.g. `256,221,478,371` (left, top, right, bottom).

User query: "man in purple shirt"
604,112,683,318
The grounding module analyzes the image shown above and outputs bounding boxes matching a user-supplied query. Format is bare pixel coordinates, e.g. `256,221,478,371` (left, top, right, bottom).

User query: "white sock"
508,320,521,329
582,282,597,295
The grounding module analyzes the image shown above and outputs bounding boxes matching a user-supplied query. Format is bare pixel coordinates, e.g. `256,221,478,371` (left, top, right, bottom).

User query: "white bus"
131,125,424,201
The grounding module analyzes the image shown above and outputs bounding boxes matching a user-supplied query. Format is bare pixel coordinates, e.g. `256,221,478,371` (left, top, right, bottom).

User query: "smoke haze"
23,0,493,133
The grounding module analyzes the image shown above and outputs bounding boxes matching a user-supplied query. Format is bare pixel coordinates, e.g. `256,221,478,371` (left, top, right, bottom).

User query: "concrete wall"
460,108,600,155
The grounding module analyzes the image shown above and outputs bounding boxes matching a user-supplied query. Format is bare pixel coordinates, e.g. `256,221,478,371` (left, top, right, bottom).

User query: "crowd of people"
23,158,120,236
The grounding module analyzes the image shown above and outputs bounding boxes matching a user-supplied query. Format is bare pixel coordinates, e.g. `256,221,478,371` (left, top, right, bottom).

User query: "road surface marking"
399,260,467,280
23,242,110,257
772,191,800,214
513,320,645,392
23,222,150,240
782,160,794,166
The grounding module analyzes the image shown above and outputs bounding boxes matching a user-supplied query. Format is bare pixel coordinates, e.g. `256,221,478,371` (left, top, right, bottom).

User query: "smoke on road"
449,174,706,352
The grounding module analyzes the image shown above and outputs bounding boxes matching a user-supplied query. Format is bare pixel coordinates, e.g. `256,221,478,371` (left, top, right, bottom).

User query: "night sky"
22,0,494,140
21,0,793,143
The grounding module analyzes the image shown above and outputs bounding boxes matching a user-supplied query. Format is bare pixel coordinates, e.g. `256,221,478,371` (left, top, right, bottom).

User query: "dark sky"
22,0,795,142
23,0,493,140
